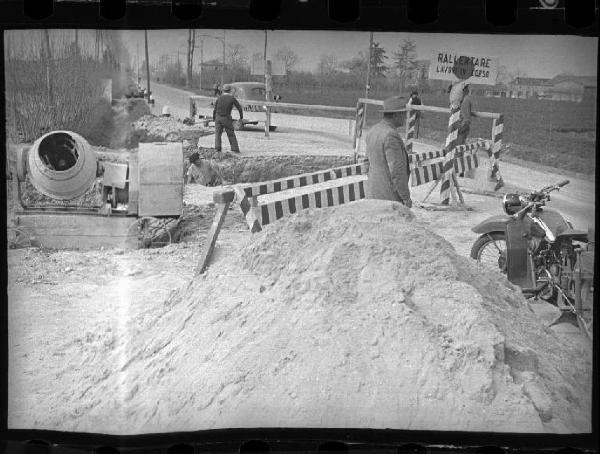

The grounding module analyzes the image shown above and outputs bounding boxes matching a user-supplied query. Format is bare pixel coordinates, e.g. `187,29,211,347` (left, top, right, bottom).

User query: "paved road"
152,82,595,230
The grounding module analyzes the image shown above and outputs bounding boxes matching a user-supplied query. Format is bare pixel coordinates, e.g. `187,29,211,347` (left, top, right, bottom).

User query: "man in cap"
364,96,412,208
449,81,474,177
213,84,243,153
407,88,423,138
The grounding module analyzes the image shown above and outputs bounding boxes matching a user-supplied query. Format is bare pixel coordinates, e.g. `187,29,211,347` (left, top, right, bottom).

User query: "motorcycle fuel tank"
538,208,570,237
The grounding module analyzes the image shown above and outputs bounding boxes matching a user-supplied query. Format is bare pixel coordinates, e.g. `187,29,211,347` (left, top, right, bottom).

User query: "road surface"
151,82,595,231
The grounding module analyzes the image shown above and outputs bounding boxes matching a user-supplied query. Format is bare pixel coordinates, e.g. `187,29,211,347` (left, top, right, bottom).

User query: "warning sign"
429,51,498,85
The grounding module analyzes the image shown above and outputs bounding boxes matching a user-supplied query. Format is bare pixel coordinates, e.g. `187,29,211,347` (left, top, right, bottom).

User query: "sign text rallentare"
429,51,499,85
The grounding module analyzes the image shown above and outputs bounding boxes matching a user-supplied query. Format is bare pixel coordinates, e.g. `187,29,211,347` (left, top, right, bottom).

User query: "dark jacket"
459,94,473,132
365,118,411,203
213,93,243,120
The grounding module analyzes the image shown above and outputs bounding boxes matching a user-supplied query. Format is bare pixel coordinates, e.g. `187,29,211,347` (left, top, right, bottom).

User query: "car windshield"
250,87,266,98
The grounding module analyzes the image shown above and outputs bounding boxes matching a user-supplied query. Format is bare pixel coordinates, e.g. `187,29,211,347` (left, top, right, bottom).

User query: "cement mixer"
8,131,184,249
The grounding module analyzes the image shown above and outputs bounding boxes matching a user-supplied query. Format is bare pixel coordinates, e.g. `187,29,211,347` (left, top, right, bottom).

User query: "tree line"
155,35,450,96
6,30,132,143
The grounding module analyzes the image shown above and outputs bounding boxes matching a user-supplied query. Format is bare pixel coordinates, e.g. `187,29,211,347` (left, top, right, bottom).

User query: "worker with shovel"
213,84,243,153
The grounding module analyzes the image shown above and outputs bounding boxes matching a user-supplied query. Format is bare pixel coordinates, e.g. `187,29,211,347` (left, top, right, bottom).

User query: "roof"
549,74,597,88
511,77,552,86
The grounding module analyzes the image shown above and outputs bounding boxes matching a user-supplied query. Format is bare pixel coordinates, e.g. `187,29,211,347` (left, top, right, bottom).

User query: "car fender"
472,214,512,234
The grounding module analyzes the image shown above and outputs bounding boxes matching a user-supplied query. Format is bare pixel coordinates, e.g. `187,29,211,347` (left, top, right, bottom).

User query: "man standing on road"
449,81,474,177
364,96,412,208
213,84,243,153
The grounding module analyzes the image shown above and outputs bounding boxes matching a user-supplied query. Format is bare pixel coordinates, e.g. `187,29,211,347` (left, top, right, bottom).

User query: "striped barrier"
410,146,482,187
405,108,417,154
235,163,368,232
491,114,504,182
234,186,262,233
239,163,368,198
410,161,445,187
408,139,488,165
408,149,444,165
440,104,462,205
259,180,366,226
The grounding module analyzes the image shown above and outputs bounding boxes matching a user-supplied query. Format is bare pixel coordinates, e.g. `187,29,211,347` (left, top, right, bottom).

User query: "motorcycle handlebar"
513,202,534,220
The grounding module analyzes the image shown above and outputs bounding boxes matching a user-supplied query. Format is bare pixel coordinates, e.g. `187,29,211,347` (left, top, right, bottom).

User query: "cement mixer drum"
27,131,97,200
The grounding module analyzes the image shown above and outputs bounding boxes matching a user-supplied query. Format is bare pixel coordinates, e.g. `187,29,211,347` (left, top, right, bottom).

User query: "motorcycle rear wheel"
471,232,507,273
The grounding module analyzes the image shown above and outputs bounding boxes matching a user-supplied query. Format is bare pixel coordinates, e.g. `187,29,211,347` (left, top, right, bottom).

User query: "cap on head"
189,152,200,163
222,84,232,93
381,96,407,113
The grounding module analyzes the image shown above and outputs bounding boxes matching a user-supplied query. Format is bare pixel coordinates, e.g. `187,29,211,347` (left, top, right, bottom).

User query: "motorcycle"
470,180,594,339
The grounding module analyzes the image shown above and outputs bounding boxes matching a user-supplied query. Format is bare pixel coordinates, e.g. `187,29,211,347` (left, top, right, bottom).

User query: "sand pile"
26,200,591,435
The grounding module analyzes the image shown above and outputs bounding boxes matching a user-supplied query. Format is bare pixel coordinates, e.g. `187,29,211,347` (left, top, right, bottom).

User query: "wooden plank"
358,98,501,119
196,202,230,275
138,143,184,217
190,95,356,113
14,213,134,249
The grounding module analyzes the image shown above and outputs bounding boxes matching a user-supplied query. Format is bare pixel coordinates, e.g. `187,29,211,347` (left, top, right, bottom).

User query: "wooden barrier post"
440,104,461,205
405,107,416,154
264,60,272,137
196,190,235,275
353,101,365,162
491,114,504,189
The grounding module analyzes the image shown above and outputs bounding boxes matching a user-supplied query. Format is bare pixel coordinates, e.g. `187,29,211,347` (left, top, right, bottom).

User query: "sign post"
265,60,272,137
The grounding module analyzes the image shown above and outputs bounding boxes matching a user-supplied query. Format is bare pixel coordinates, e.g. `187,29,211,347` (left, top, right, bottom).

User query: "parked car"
223,82,279,131
125,84,145,99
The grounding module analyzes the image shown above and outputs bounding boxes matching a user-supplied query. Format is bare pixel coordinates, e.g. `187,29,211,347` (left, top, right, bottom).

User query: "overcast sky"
119,29,597,78
5,29,596,78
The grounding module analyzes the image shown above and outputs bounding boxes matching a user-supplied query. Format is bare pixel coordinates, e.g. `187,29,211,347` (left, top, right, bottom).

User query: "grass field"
188,84,596,175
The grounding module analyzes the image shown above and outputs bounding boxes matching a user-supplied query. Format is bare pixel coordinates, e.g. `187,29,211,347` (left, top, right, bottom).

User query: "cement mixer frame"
8,131,184,250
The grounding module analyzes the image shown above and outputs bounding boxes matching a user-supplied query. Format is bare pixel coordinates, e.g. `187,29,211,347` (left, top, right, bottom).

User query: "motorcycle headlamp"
502,193,522,215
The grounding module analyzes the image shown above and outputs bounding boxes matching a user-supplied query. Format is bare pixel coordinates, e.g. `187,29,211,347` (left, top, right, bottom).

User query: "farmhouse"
507,77,553,99
547,74,597,103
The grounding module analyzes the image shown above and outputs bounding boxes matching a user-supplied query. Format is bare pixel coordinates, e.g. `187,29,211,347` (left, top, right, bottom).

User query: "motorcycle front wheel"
470,232,507,273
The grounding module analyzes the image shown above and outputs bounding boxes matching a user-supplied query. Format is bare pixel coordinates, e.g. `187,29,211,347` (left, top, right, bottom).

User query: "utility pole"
363,31,374,129
42,29,54,107
221,29,226,87
144,29,151,103
199,39,204,90
263,30,272,137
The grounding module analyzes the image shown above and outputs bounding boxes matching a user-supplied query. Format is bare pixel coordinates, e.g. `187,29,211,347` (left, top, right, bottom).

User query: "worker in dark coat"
364,96,412,208
213,84,243,153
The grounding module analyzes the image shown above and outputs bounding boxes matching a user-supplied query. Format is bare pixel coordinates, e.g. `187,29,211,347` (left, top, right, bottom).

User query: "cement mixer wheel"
7,227,32,249
126,217,172,249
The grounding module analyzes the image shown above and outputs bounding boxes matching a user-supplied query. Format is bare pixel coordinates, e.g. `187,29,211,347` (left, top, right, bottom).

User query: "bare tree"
393,38,417,92
274,46,299,73
318,54,338,76
227,43,248,69
186,29,196,88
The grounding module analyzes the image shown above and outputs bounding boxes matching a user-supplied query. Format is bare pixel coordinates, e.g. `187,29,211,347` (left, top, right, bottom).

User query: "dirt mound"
32,200,591,434
190,151,355,186
128,114,212,148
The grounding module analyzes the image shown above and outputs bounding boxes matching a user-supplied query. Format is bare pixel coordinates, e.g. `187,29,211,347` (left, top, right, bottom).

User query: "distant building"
547,75,597,103
507,77,553,99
